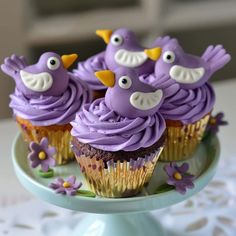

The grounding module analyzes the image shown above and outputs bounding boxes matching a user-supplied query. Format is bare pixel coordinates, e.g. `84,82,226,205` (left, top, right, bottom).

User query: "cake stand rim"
11,133,220,213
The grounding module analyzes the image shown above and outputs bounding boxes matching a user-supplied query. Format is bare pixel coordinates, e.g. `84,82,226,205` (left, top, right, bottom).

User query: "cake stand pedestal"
12,134,220,236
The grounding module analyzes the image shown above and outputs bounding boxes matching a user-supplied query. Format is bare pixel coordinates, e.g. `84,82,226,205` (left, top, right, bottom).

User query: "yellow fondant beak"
96,29,113,44
95,70,115,87
61,54,78,69
144,47,162,61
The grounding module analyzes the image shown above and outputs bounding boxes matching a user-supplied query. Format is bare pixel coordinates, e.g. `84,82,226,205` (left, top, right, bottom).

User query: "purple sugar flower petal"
49,176,82,196
163,162,195,195
40,137,49,149
27,137,57,173
67,176,76,184
73,182,83,189
28,152,38,161
29,142,41,153
206,112,228,134
48,183,59,189
65,189,77,196
41,162,49,172
47,147,56,156
31,159,41,168
178,163,189,173
166,178,176,185
186,182,194,189
44,157,56,167
164,165,175,176
56,187,66,194
56,178,65,184
175,185,187,195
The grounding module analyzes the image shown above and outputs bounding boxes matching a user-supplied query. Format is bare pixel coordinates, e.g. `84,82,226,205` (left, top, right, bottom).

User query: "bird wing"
201,45,231,73
140,73,179,98
1,54,27,78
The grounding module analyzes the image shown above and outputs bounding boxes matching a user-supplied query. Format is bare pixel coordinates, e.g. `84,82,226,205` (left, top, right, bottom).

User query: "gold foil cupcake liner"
74,147,163,198
16,117,74,165
160,114,210,162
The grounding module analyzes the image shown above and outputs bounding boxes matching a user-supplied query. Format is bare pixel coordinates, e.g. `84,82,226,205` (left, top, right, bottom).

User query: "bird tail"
201,45,231,73
152,36,177,47
1,54,27,78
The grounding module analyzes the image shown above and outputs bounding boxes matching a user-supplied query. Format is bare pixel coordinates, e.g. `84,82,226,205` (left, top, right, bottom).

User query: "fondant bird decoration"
1,52,78,96
146,38,231,89
96,28,162,74
94,68,164,118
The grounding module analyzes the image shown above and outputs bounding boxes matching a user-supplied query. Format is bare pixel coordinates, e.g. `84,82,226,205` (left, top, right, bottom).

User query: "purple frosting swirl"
71,98,166,152
73,52,107,90
160,83,215,124
10,73,91,126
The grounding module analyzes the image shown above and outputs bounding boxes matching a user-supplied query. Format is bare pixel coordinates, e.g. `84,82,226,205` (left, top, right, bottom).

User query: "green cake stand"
12,133,220,236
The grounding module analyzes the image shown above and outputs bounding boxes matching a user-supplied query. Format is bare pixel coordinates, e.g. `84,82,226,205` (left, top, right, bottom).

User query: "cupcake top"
140,74,215,124
73,28,162,90
1,52,91,126
159,82,215,124
73,52,107,90
71,68,166,152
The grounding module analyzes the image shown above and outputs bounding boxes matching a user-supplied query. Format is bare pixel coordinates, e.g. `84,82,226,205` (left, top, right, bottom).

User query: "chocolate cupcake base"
72,136,165,198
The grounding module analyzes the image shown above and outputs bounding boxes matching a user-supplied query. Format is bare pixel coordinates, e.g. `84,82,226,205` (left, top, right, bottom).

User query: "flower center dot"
209,118,216,125
38,151,47,160
63,182,71,188
174,172,182,180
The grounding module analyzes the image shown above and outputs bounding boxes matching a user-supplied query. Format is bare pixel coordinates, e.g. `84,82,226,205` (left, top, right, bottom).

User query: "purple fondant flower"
28,137,56,172
164,162,195,194
206,112,228,134
49,176,82,196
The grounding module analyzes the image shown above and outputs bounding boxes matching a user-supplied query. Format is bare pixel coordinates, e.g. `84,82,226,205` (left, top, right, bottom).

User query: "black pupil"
50,60,56,65
114,37,119,42
122,79,127,84
166,55,172,60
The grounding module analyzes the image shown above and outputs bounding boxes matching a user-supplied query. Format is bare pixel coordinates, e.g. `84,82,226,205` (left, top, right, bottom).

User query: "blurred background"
0,0,235,119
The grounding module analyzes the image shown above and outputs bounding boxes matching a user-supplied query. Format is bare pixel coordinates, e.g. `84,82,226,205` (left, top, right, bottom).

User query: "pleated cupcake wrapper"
16,118,74,165
160,114,210,162
73,146,163,198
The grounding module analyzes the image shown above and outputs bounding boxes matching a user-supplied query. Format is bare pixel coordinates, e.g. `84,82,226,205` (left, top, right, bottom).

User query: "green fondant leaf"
41,211,58,218
202,130,210,140
13,224,34,230
38,168,54,178
155,184,175,194
77,190,96,198
185,173,194,177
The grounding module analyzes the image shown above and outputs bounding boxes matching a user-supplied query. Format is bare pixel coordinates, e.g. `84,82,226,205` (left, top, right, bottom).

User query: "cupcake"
71,68,166,198
143,38,231,161
73,28,161,100
1,52,91,165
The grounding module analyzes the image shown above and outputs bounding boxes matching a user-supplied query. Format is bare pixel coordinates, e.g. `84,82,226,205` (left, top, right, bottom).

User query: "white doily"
156,157,236,236
1,157,236,236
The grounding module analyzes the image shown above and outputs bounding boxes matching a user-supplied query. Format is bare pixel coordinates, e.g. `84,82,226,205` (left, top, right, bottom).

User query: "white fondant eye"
111,34,123,46
163,51,175,63
47,57,60,70
118,76,132,89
